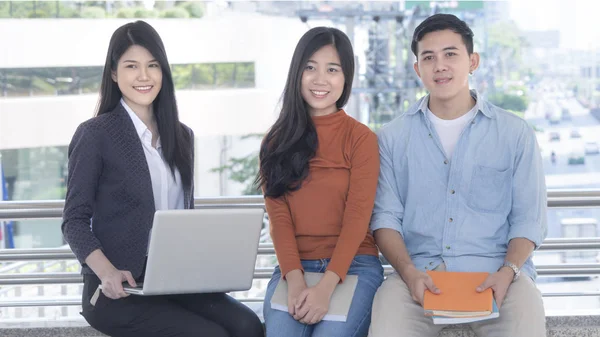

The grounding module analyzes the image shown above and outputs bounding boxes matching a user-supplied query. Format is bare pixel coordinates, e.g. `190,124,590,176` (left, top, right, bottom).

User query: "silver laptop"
122,208,264,295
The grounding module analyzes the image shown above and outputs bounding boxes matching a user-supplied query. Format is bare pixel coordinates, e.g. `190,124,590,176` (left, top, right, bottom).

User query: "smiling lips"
134,85,153,93
434,77,452,84
310,90,329,98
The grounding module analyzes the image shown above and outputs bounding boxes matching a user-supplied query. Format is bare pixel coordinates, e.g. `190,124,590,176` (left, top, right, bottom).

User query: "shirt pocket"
467,165,512,214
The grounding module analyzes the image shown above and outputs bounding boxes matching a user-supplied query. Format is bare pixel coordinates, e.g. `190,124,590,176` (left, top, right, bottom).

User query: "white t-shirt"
426,104,478,159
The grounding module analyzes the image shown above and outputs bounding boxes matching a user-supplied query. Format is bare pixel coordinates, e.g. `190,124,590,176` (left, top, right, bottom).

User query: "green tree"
489,93,529,113
0,1,100,18
211,134,263,196
27,1,56,18
81,6,106,18
5,1,35,18
134,7,158,18
489,22,524,54
193,64,216,88
115,7,136,18
487,21,528,82
83,2,109,8
235,63,255,88
0,2,9,18
171,64,194,90
215,63,235,88
56,2,80,18
177,1,204,18
159,7,189,18
0,1,204,19
153,1,169,10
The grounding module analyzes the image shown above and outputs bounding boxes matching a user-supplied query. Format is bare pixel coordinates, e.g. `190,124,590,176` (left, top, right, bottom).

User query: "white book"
269,272,358,322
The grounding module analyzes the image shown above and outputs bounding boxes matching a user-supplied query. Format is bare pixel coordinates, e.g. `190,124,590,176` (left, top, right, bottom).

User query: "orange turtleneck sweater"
265,110,380,282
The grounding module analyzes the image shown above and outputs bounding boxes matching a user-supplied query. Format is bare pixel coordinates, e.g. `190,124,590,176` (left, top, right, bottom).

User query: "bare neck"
428,90,476,120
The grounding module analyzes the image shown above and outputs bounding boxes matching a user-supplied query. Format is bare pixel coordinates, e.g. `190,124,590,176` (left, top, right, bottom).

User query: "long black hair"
256,27,355,198
96,20,192,189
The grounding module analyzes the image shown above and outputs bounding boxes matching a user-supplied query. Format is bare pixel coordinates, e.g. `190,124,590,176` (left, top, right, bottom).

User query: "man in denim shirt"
368,14,547,337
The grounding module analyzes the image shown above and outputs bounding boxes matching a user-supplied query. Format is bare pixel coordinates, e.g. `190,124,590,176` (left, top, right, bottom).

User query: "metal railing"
1,189,600,309
2,188,600,220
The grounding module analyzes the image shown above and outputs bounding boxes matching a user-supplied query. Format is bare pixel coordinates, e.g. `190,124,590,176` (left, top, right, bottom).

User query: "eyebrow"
307,59,342,67
122,59,158,63
420,46,459,56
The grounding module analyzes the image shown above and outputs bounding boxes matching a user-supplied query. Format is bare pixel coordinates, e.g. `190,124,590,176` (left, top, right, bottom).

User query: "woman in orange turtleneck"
257,27,384,337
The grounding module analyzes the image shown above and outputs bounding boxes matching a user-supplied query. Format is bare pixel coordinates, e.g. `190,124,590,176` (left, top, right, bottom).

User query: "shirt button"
429,133,433,138
471,121,475,124
444,160,448,165
430,262,434,265
449,218,453,222
446,246,451,250
450,189,455,194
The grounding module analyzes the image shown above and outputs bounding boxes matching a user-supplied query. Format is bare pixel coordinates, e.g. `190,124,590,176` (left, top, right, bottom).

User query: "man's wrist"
499,261,520,281
398,263,418,281
499,266,515,278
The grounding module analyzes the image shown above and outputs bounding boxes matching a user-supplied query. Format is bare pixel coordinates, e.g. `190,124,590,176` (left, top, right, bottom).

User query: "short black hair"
411,13,474,57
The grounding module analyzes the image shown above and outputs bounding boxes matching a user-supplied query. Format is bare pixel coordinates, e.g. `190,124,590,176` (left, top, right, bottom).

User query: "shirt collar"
121,98,161,148
408,89,496,119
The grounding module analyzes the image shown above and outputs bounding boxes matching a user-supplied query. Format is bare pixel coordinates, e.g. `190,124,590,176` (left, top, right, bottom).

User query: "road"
525,94,600,238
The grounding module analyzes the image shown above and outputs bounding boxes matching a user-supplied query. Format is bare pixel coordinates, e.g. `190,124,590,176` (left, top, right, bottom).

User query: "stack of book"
423,271,500,324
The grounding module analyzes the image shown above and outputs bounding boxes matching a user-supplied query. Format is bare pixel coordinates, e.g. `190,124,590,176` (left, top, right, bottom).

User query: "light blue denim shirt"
371,90,547,280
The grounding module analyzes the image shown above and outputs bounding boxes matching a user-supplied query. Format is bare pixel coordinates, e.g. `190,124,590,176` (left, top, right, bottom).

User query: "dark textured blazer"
61,104,195,279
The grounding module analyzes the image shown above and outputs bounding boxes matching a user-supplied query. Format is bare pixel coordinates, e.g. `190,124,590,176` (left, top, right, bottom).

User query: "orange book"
423,271,496,321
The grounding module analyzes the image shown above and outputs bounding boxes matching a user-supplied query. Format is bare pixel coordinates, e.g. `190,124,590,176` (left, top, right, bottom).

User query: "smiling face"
413,29,479,103
300,44,346,116
111,44,163,112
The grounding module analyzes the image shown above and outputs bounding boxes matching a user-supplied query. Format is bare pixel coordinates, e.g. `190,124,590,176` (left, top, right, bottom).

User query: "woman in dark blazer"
61,20,263,337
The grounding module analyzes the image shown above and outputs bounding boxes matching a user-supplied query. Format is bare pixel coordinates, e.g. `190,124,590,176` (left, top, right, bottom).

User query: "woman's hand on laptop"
100,268,137,299
85,249,138,299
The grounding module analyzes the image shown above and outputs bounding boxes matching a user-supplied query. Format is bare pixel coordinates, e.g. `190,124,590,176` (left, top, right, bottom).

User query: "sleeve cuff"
508,225,543,248
326,265,347,283
280,263,304,280
71,240,104,265
370,212,404,237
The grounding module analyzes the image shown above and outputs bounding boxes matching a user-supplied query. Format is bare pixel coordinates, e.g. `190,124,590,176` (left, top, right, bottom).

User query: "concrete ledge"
1,327,105,337
1,315,599,337
440,315,600,337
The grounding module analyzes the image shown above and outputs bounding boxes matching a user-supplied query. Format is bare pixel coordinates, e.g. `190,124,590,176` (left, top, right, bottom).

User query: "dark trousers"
81,274,264,337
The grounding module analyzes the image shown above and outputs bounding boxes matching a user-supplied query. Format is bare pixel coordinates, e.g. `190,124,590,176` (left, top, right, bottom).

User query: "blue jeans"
263,255,384,337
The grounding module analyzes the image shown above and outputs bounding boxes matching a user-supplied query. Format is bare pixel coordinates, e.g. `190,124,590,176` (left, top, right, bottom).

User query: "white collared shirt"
121,99,184,211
